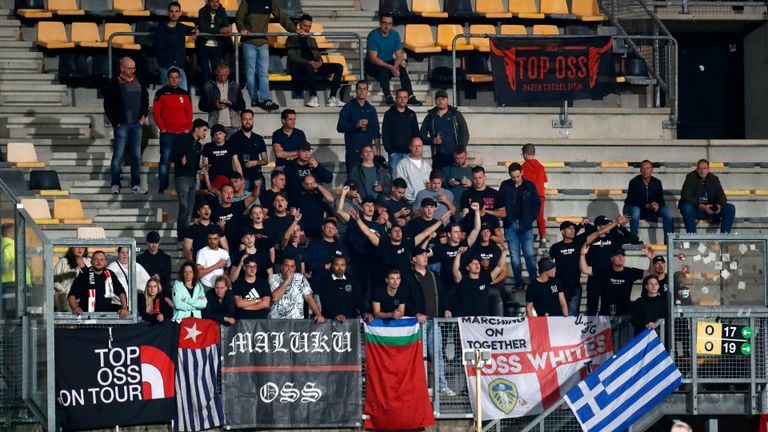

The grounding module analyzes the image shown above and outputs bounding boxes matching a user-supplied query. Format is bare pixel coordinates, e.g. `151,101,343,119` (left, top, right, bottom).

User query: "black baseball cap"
411,247,429,257
559,221,577,231
211,124,226,135
538,258,556,273
653,256,666,264
594,215,612,226
435,89,448,99
611,248,626,257
299,141,311,151
420,197,437,207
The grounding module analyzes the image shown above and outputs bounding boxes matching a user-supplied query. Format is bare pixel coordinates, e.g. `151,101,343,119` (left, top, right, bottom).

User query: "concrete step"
0,72,56,81
0,27,19,39
0,50,41,59
6,115,91,128
0,59,42,72
0,83,66,91
8,127,91,139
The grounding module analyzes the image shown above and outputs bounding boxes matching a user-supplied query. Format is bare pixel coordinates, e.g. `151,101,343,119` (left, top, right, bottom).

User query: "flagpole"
475,349,482,432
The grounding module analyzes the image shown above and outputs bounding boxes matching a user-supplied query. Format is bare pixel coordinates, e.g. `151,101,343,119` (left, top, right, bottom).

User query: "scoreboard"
695,322,753,356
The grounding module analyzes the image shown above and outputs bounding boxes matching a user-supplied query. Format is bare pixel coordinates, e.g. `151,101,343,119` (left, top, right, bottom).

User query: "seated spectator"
172,261,208,321
678,158,736,234
623,160,674,242
365,14,421,106
204,275,237,325
284,142,334,202
372,268,406,319
201,124,234,188
229,227,274,281
138,277,172,324
412,169,455,221
107,247,150,297
395,137,431,201
630,275,668,335
268,257,324,322
183,201,230,262
196,226,232,289
272,109,307,168
287,14,345,108
525,258,568,317
297,175,336,239
306,218,348,282
450,246,507,317
347,144,391,201
233,256,272,319
68,251,128,317
230,110,269,190
419,90,469,170
53,247,90,312
317,256,371,322
199,63,246,137
443,147,472,209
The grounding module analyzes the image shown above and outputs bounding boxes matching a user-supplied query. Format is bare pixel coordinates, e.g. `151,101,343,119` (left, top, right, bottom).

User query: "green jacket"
678,170,728,208
236,0,296,46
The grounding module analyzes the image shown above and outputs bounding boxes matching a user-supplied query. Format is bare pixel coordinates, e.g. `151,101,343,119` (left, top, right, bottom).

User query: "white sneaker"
305,96,319,107
440,387,457,397
131,185,148,194
111,185,120,194
326,96,345,107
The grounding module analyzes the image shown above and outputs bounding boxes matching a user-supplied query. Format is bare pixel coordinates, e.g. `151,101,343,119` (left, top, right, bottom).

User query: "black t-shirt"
272,127,307,167
378,236,416,275
471,242,501,274
297,191,331,239
201,141,233,180
212,201,246,248
69,268,126,312
232,276,272,319
279,243,307,271
229,130,267,180
456,273,493,317
594,266,645,315
381,196,411,225
346,218,384,259
461,212,500,235
405,218,443,263
526,277,565,316
460,187,503,211
184,222,213,260
433,241,467,286
231,249,273,278
372,286,407,314
264,214,294,247
548,237,586,282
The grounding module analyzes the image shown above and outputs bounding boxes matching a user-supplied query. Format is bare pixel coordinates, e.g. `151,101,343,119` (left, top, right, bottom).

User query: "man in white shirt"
268,256,324,322
196,226,231,289
395,137,431,201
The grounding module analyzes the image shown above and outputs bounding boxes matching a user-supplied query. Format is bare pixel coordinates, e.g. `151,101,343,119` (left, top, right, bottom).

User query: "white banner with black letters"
221,319,362,428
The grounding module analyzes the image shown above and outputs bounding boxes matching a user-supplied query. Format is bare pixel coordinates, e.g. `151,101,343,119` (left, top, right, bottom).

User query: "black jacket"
136,250,172,299
498,179,540,231
137,292,173,324
630,295,668,335
419,105,469,156
317,272,369,319
195,5,230,48
103,77,149,126
382,105,420,155
402,266,448,317
203,289,236,325
624,175,667,216
198,79,246,126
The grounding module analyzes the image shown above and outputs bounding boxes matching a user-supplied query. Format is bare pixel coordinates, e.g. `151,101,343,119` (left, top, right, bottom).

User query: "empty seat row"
381,0,606,22
403,23,564,53
36,21,141,49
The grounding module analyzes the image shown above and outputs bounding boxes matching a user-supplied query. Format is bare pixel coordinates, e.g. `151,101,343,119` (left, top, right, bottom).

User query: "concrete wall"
743,22,768,138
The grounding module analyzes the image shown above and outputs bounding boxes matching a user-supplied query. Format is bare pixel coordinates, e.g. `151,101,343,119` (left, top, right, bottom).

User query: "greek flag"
565,329,682,432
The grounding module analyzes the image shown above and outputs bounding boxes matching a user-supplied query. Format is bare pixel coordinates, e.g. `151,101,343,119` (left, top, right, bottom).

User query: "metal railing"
108,31,364,84
648,0,767,15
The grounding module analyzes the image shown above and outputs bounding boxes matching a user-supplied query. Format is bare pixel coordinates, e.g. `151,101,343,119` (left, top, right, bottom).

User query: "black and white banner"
55,324,179,431
221,319,362,428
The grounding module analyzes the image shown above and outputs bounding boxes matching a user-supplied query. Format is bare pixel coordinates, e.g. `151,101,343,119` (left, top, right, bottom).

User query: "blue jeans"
389,152,408,179
622,204,674,242
425,320,449,391
504,224,537,287
159,67,188,91
564,281,582,316
158,132,182,191
111,123,142,187
175,176,197,240
243,43,270,102
679,202,736,234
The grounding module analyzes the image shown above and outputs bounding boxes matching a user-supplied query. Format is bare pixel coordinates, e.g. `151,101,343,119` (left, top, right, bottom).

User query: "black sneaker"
408,95,423,106
385,95,395,106
251,99,261,108
261,99,280,111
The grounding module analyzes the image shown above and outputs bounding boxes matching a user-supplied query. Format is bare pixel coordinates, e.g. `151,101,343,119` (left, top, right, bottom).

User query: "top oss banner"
55,324,179,431
221,319,362,428
489,36,615,104
459,316,613,419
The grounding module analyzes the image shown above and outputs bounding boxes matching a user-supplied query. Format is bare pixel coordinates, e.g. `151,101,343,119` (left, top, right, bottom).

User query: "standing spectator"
580,246,653,316
372,268,406,319
153,1,195,90
337,80,381,175
229,226,274,281
286,14,345,108
630,275,667,335
433,205,481,295
272,109,308,168
521,144,548,247
264,194,295,243
443,147,472,209
525,258,568,317
643,255,669,298
348,144,391,201
235,0,296,111
107,247,150,298
211,182,258,249
365,14,421,106
678,159,735,234
196,0,230,86
623,159,674,242
268,257,324,321
450,245,508,317
138,277,172,324
380,178,412,227
306,218,348,282
412,169,455,221
196,226,231,289
68,251,128,317
230,110,269,190
420,90,469,170
460,166,505,234
233,256,272,319
395,137,431,201
499,162,539,291
171,119,208,239
317,256,370,322
283,142,333,201
104,56,148,195
153,67,193,194
137,231,173,305
172,261,208,320
548,220,587,316
199,63,246,137
262,170,288,214
183,201,230,262
382,88,419,176
297,175,336,239
53,247,90,312
204,275,237,325
200,124,234,188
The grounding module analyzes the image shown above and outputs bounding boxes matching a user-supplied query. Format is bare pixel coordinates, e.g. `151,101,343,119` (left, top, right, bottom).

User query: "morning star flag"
175,318,224,432
565,329,683,432
364,317,435,430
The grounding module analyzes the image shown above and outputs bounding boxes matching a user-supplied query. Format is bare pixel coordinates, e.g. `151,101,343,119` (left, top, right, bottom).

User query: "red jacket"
522,158,548,196
153,86,193,133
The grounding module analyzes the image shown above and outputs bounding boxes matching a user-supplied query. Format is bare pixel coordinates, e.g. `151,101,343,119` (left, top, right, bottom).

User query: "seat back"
444,0,474,15
113,0,143,11
404,24,436,47
7,142,40,163
412,0,442,13
146,0,168,14
77,226,107,239
179,0,204,14
437,24,467,49
220,0,238,12
540,0,570,14
323,54,355,79
48,0,80,10
53,199,87,220
104,22,135,45
532,24,559,35
475,0,505,14
71,22,102,43
36,21,70,44
310,22,328,45
469,24,495,50
508,0,539,14
379,0,410,16
80,0,114,13
29,170,62,190
571,0,601,16
267,22,288,47
500,24,527,35
20,198,54,220
0,170,32,196
16,0,45,9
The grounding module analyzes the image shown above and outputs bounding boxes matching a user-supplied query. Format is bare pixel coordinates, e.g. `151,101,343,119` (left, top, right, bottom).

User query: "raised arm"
336,185,352,224
414,210,453,245
466,202,481,247
453,246,467,284
350,207,381,247
579,244,593,276
490,246,508,281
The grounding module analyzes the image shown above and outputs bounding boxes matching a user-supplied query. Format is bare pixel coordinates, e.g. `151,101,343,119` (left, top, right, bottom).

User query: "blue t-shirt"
366,28,402,62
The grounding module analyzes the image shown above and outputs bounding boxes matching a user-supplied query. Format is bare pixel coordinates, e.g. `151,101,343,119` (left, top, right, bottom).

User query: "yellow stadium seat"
599,161,628,168
508,0,544,18
540,0,573,15
542,161,566,168
544,188,559,195
548,216,582,223
71,22,107,48
724,189,751,196
593,189,624,195
500,24,528,35
465,73,493,83
323,54,358,81
53,199,93,225
475,0,512,17
17,7,53,18
469,24,495,52
571,0,607,21
35,22,75,49
113,0,150,15
181,21,197,48
179,0,203,17
532,24,560,35
20,199,59,225
220,0,238,13
403,24,441,53
753,189,768,196
310,22,335,49
47,0,85,15
7,142,46,167
412,0,449,18
104,23,141,50
437,24,473,51
268,22,288,48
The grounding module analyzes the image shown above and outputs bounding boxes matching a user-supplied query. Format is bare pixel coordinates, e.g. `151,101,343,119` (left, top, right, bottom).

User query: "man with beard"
230,110,269,191
316,256,371,323
272,109,308,168
296,175,335,239
306,218,348,283
68,251,129,316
